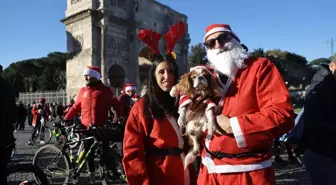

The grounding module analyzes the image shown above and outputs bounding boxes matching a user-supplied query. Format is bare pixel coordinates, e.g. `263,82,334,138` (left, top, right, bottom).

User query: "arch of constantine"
61,0,190,97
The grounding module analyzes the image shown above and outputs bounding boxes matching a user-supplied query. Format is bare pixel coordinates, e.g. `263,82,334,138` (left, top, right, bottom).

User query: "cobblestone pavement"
9,124,312,185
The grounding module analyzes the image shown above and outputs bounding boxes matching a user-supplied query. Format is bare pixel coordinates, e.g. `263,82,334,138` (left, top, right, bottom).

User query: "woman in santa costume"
196,24,294,185
122,21,196,185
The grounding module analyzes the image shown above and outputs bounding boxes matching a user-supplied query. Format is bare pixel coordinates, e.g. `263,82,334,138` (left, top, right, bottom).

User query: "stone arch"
138,47,152,90
108,64,125,95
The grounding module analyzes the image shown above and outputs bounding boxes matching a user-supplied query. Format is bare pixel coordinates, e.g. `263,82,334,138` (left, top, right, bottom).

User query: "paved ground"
8,123,312,185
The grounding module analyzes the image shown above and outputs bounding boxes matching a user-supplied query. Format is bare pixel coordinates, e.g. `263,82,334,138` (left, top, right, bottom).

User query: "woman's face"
155,61,175,92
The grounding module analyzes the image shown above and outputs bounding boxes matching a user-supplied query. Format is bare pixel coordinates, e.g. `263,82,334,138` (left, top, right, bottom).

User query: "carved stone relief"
108,0,126,10
107,14,127,26
107,24,126,39
71,0,81,5
106,33,129,63
133,0,139,12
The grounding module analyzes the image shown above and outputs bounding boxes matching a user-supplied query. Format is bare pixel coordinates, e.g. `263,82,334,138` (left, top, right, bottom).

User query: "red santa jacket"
117,93,134,118
122,98,196,185
64,82,122,128
200,57,294,174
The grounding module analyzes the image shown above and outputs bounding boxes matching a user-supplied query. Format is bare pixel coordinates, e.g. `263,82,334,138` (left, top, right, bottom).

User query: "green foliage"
328,54,336,61
188,43,206,68
251,48,265,57
2,52,67,94
309,58,331,65
266,49,308,66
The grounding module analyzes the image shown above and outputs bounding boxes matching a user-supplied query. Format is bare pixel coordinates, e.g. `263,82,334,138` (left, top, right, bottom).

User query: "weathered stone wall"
63,0,190,98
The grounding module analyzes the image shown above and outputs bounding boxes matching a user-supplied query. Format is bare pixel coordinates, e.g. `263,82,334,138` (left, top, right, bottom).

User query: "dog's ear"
177,73,191,93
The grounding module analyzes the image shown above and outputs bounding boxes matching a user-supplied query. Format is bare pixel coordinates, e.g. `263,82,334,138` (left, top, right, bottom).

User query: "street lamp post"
326,38,335,57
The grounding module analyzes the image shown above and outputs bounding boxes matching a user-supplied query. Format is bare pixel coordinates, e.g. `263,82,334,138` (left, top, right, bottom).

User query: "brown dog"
170,66,221,168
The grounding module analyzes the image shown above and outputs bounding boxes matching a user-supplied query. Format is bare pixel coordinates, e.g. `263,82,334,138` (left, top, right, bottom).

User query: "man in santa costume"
196,24,294,185
118,83,138,119
64,66,123,183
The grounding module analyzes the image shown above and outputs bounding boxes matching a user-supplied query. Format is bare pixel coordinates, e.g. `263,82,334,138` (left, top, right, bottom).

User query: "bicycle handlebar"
73,125,97,134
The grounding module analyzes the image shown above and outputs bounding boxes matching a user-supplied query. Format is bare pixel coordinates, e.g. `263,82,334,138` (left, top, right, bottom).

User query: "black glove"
63,119,72,126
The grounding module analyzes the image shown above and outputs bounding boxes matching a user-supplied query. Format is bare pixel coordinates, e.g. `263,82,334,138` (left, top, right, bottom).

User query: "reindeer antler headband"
138,21,186,60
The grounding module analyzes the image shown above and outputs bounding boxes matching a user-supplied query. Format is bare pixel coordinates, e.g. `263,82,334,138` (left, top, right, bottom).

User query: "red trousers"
197,166,276,185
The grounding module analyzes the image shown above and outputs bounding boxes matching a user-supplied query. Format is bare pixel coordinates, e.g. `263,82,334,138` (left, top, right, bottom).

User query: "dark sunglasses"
203,32,233,49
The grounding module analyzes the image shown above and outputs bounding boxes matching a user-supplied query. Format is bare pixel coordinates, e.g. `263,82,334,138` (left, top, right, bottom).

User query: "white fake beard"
206,39,249,78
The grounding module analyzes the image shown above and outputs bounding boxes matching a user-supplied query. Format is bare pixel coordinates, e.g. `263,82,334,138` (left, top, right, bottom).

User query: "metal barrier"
19,91,68,105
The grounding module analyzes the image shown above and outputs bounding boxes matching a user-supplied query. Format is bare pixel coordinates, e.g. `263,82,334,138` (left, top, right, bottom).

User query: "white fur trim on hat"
125,86,136,92
203,27,238,42
83,68,101,80
190,66,212,74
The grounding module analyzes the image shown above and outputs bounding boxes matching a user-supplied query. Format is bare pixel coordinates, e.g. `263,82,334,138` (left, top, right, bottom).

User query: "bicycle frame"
63,132,103,179
44,135,99,179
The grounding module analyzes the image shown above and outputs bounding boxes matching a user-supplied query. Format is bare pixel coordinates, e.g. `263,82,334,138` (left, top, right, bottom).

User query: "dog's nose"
197,76,204,80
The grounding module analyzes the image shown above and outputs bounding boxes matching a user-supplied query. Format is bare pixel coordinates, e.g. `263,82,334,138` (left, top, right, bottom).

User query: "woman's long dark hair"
143,53,179,121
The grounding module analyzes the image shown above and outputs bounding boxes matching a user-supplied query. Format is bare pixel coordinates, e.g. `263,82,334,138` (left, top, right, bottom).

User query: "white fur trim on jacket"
230,117,247,148
83,68,101,80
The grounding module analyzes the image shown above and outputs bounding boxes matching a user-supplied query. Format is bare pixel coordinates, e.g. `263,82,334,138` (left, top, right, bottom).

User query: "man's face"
204,32,233,50
126,90,135,97
205,32,248,78
84,75,98,85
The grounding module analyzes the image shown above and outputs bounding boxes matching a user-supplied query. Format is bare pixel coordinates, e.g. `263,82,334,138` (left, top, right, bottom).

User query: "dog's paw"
177,116,186,127
184,152,197,169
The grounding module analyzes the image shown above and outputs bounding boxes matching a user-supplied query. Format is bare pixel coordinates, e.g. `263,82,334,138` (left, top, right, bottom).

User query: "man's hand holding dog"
215,114,233,135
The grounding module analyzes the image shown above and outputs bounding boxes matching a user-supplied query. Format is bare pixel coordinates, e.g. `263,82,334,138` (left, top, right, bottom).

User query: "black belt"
205,147,269,159
146,147,183,156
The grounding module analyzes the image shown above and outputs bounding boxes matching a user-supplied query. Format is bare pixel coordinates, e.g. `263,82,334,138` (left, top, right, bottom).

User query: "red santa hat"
83,66,101,80
122,83,136,93
203,24,240,42
190,65,214,74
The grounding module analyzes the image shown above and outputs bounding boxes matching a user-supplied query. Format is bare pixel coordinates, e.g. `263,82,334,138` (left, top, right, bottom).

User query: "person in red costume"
63,66,123,184
64,66,122,128
29,98,51,145
118,83,137,119
196,24,294,185
122,21,197,185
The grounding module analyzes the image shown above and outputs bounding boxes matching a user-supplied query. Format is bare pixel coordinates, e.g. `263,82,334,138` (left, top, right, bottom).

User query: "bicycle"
30,117,52,146
33,125,126,185
6,164,50,185
52,117,82,149
6,140,49,185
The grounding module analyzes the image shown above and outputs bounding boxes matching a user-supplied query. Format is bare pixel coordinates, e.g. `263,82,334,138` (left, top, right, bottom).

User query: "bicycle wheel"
31,127,52,146
33,144,71,184
6,164,49,185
